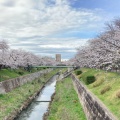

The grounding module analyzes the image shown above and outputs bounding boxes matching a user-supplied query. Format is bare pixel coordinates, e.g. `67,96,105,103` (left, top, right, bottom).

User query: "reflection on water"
16,75,57,120
36,80,56,101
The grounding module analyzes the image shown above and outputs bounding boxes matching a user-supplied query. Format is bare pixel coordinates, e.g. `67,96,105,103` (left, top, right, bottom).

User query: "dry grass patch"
116,90,120,98
100,85,111,94
92,78,104,87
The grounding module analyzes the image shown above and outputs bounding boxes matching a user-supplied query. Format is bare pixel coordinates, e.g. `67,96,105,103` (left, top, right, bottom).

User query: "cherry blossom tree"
0,40,9,69
41,56,57,66
74,18,120,72
0,41,57,70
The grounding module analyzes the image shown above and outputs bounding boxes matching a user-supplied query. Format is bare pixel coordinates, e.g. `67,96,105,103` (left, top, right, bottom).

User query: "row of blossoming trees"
73,18,120,72
0,40,57,70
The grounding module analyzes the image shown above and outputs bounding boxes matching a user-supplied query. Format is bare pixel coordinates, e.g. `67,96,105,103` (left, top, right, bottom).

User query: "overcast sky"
0,0,120,60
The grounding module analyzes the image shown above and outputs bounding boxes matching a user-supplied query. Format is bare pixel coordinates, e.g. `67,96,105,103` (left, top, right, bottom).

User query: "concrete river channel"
15,75,58,120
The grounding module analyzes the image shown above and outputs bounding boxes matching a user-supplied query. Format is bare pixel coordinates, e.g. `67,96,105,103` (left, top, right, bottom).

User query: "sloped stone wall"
71,74,118,120
0,69,53,94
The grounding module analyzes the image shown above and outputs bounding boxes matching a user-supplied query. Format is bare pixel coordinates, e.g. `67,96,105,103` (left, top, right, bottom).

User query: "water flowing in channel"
16,75,58,120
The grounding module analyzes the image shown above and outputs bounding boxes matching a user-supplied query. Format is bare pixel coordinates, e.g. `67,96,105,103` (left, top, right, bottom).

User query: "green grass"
47,77,86,120
76,68,120,119
59,68,67,74
0,69,60,120
0,67,46,82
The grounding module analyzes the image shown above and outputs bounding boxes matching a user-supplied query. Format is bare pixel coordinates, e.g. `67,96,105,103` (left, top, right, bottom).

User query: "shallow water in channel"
15,75,58,120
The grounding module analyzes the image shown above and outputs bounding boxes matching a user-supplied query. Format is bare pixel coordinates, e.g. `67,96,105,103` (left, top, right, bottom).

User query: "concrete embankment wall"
0,69,53,94
58,68,75,80
71,74,118,120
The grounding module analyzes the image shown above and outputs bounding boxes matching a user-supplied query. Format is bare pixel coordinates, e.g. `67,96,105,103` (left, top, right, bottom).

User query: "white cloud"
0,0,104,38
38,38,88,49
0,0,107,59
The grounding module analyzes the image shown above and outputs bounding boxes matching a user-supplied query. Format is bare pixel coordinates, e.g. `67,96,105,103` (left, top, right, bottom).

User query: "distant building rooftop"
56,54,61,62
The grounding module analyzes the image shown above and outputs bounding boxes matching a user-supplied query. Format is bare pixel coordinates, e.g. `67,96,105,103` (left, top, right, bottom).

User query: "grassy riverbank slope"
0,69,60,120
47,77,86,120
0,67,46,82
75,68,120,119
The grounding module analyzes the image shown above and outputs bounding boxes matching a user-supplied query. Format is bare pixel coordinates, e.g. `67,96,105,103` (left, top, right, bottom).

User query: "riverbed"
15,75,58,120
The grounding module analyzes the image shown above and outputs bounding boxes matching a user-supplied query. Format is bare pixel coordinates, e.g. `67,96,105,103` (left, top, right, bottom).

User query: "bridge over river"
33,65,76,68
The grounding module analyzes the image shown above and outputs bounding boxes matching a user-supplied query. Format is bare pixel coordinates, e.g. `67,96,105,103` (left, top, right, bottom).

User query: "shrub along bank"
75,68,120,119
47,77,86,120
0,69,60,120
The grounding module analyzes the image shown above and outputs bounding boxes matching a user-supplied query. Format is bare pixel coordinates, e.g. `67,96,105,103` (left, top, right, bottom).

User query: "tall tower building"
56,54,61,62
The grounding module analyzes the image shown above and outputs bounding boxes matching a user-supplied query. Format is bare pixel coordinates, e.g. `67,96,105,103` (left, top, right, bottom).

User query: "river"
15,75,58,120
